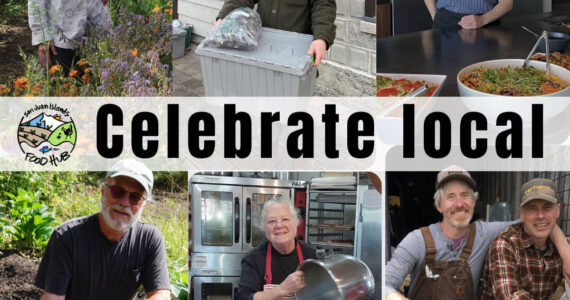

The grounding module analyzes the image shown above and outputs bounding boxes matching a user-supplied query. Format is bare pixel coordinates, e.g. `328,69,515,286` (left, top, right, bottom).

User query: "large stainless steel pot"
295,254,374,300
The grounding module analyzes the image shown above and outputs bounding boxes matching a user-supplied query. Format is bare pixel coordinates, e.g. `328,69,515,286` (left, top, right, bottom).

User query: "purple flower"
127,21,132,26
97,86,104,91
145,80,151,85
162,64,168,69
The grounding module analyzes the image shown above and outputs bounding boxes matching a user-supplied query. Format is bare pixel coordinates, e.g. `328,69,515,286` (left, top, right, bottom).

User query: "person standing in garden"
28,0,112,74
215,0,336,66
35,159,171,300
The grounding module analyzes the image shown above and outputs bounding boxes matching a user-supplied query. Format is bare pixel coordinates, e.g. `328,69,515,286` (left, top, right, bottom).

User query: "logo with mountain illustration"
19,104,75,166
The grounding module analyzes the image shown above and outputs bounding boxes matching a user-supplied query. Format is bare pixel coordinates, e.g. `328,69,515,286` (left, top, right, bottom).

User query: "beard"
100,195,142,232
445,208,473,229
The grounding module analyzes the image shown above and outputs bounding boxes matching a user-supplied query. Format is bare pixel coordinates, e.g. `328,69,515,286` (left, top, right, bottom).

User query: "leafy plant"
3,189,57,254
170,266,189,300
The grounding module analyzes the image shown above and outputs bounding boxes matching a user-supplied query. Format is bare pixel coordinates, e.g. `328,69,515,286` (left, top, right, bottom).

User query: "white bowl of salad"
457,59,570,97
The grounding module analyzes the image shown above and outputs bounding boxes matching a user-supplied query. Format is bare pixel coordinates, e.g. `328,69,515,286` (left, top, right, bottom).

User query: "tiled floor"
172,43,205,96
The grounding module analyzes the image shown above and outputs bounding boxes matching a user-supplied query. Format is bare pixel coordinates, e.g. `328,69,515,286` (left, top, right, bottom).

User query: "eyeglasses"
103,183,146,205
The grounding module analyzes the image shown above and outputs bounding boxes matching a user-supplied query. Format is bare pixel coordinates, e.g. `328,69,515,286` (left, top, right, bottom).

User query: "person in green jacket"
215,0,336,66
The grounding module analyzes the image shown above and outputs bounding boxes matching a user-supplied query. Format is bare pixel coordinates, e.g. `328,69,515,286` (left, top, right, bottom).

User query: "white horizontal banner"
1,97,570,171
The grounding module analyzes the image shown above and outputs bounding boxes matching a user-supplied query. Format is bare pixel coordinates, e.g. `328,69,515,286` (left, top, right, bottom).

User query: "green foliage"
2,189,56,254
109,0,172,25
0,0,26,24
170,267,189,300
154,172,187,193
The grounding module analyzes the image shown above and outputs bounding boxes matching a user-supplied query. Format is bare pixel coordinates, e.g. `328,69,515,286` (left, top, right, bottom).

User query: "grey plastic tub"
172,26,187,59
196,27,317,96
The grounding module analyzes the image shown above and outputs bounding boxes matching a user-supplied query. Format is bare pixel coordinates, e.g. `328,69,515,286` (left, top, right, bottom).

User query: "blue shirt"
437,0,498,15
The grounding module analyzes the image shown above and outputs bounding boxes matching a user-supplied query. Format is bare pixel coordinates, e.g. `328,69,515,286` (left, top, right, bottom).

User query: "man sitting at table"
424,0,513,30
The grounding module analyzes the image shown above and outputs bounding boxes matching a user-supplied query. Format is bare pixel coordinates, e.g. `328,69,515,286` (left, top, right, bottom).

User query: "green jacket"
217,0,336,48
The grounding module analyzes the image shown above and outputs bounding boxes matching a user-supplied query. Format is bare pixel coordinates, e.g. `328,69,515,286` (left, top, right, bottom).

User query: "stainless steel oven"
192,175,293,254
192,276,240,300
190,175,294,300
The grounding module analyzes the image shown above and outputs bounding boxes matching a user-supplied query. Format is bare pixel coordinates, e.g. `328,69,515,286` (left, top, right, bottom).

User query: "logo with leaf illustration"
18,104,75,166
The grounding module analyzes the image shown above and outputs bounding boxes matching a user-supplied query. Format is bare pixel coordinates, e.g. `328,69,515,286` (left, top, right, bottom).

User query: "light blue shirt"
437,0,498,15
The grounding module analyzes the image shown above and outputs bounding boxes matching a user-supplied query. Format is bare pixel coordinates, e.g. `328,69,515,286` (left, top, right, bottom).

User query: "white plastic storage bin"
196,27,317,96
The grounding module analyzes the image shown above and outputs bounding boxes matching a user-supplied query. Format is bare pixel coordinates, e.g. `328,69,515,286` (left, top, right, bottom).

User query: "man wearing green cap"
482,178,570,299
35,159,171,300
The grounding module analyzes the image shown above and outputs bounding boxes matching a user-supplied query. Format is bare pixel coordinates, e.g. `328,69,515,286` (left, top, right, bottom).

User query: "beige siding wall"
178,0,223,43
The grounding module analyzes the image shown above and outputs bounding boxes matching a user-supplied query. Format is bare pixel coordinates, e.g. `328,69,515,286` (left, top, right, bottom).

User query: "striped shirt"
436,0,498,15
481,223,564,300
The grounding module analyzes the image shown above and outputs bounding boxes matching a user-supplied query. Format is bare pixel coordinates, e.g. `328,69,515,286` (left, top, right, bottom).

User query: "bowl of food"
531,52,570,71
457,59,570,97
377,73,446,97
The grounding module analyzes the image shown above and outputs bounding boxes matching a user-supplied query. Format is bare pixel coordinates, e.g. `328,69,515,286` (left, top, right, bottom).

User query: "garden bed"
0,250,42,300
0,6,34,84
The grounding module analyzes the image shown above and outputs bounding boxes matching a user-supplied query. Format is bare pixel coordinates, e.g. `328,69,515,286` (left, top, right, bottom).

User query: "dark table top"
377,9,570,96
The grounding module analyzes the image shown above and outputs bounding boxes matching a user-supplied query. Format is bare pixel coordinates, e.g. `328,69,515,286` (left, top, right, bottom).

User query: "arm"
549,225,570,283
458,0,513,29
40,291,65,300
485,238,533,299
252,271,306,300
141,227,171,295
146,289,171,300
424,0,437,20
308,0,336,65
383,230,425,298
216,0,256,22
386,291,409,300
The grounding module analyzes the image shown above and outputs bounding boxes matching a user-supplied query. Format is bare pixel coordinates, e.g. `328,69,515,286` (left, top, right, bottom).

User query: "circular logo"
18,104,76,166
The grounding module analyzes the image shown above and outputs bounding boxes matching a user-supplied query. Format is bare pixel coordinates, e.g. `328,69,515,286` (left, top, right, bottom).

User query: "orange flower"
78,61,88,68
152,6,160,13
149,69,155,75
0,84,11,96
69,70,79,77
132,48,138,57
13,77,28,89
84,67,91,74
24,93,35,97
164,9,171,14
63,82,72,88
167,1,172,5
154,27,159,33
49,65,61,75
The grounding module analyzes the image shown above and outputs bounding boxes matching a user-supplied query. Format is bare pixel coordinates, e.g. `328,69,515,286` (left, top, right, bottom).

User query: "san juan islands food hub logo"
18,104,76,166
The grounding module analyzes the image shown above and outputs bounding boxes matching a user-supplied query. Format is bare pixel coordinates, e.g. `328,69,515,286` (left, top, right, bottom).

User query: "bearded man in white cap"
35,159,171,300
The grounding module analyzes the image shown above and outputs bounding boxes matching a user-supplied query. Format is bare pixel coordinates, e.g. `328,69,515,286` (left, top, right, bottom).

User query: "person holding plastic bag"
215,0,336,66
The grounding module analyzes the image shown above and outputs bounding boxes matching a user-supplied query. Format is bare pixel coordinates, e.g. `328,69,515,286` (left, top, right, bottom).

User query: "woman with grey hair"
237,196,317,300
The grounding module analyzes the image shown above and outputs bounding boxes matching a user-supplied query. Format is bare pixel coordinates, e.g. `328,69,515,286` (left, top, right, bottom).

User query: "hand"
101,0,109,6
458,15,484,29
38,43,57,67
307,39,326,66
277,271,306,296
213,19,222,29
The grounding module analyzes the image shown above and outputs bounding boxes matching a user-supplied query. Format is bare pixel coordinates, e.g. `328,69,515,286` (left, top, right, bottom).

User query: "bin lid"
196,27,314,76
173,26,186,38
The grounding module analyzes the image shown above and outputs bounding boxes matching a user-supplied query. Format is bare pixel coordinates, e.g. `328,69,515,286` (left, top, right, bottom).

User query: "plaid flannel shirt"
481,223,563,300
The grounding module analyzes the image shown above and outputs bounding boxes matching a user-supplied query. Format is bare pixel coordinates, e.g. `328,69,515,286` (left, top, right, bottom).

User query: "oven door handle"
235,197,240,243
246,197,251,243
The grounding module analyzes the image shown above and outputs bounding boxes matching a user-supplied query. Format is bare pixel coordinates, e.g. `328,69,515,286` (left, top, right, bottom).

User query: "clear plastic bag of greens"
205,7,262,50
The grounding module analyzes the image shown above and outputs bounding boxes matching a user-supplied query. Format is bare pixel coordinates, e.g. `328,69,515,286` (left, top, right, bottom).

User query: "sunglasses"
104,183,146,205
